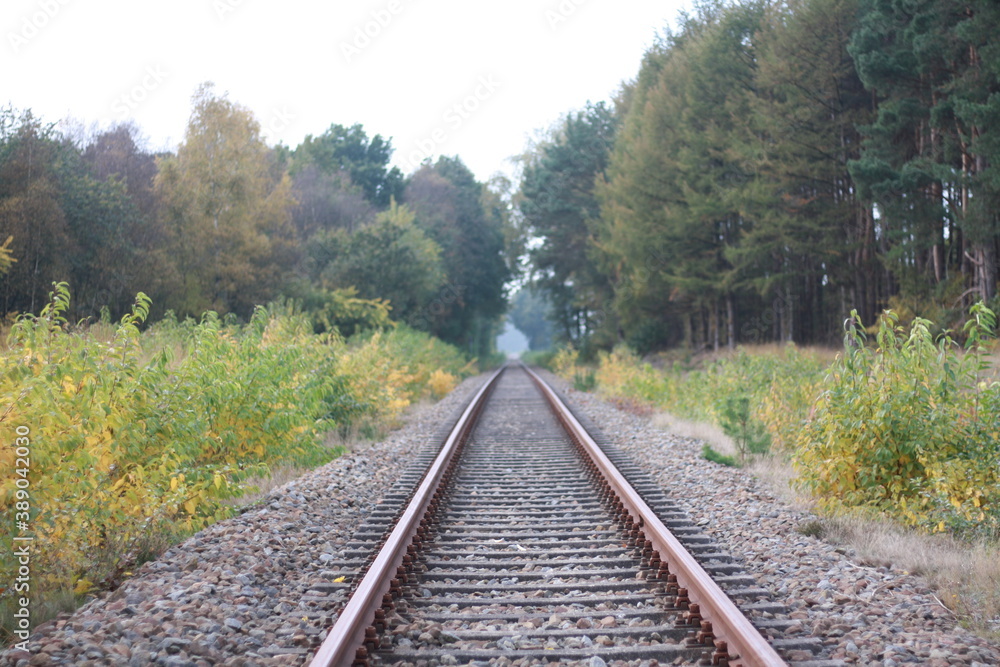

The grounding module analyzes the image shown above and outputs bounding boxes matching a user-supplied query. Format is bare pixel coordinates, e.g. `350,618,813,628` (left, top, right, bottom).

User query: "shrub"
702,444,739,467
0,285,471,640
794,305,999,533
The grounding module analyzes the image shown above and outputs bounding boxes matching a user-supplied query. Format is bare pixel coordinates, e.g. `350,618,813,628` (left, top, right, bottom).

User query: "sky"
3,0,689,183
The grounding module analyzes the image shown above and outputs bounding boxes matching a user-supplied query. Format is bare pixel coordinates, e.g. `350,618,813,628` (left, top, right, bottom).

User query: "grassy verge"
546,312,1000,639
0,287,472,644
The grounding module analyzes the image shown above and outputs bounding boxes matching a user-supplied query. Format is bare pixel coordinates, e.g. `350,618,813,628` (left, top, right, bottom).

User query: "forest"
0,83,510,360
518,0,1000,354
5,1,998,358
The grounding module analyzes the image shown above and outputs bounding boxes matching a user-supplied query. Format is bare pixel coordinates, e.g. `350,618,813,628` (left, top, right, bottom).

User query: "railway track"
309,364,840,667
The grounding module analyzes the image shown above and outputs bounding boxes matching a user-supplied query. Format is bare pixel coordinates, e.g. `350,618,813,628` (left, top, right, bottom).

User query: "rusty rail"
524,364,787,667
310,362,787,667
308,365,506,667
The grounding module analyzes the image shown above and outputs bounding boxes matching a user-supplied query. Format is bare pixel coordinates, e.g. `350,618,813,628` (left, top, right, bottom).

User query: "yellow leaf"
170,477,179,491
184,499,198,515
74,578,93,595
333,576,346,583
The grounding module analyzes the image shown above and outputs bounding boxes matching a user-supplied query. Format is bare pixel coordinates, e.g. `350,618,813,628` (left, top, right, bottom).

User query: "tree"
77,124,167,318
507,287,555,350
0,109,73,315
154,84,297,318
597,3,767,351
315,200,445,326
289,164,375,238
404,157,509,357
519,102,618,349
849,0,1000,311
731,0,875,341
292,123,404,208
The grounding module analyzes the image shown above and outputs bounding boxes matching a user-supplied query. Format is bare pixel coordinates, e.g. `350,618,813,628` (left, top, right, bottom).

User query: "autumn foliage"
0,285,470,625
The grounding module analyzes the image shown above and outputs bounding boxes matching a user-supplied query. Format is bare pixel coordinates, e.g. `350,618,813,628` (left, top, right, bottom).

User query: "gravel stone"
541,370,1000,667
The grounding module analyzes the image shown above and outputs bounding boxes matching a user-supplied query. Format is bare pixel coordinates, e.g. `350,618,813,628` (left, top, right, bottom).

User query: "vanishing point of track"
308,364,838,667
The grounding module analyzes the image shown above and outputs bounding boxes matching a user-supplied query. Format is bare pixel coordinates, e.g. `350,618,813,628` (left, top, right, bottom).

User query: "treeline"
519,0,1000,352
0,84,510,357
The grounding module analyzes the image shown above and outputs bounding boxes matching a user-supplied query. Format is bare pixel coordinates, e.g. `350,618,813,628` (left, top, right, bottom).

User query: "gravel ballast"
5,368,1000,667
542,372,1000,667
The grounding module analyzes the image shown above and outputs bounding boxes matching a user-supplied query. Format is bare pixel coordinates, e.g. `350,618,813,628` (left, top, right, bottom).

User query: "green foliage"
404,157,509,358
518,102,618,348
702,444,739,467
292,123,403,207
272,285,392,337
795,305,1000,532
153,83,298,319
0,236,13,276
316,201,445,327
0,286,472,637
573,369,596,392
515,0,1000,351
717,395,772,460
520,348,559,370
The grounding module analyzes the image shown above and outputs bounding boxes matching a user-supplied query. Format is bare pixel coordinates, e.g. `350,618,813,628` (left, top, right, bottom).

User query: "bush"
794,305,1000,533
717,395,771,460
0,285,472,640
521,348,558,369
702,444,739,467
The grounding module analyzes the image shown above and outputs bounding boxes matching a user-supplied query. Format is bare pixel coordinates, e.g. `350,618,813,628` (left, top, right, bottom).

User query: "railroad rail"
309,364,833,667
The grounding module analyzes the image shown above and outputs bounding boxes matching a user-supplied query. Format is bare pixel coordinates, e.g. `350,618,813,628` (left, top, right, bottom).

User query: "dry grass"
652,411,1000,641
821,514,1000,638
651,342,841,373
651,411,738,457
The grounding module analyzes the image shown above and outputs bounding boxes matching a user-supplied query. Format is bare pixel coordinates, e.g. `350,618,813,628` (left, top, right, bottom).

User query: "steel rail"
524,364,788,667
308,365,506,667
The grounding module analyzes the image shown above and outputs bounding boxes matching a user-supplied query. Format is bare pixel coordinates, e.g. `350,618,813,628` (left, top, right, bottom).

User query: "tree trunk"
726,293,735,349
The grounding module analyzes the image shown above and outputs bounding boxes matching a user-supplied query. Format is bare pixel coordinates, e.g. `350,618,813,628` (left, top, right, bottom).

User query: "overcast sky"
3,0,689,182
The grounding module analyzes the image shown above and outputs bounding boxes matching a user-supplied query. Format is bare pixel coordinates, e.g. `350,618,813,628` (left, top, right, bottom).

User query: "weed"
796,520,826,538
702,444,739,467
